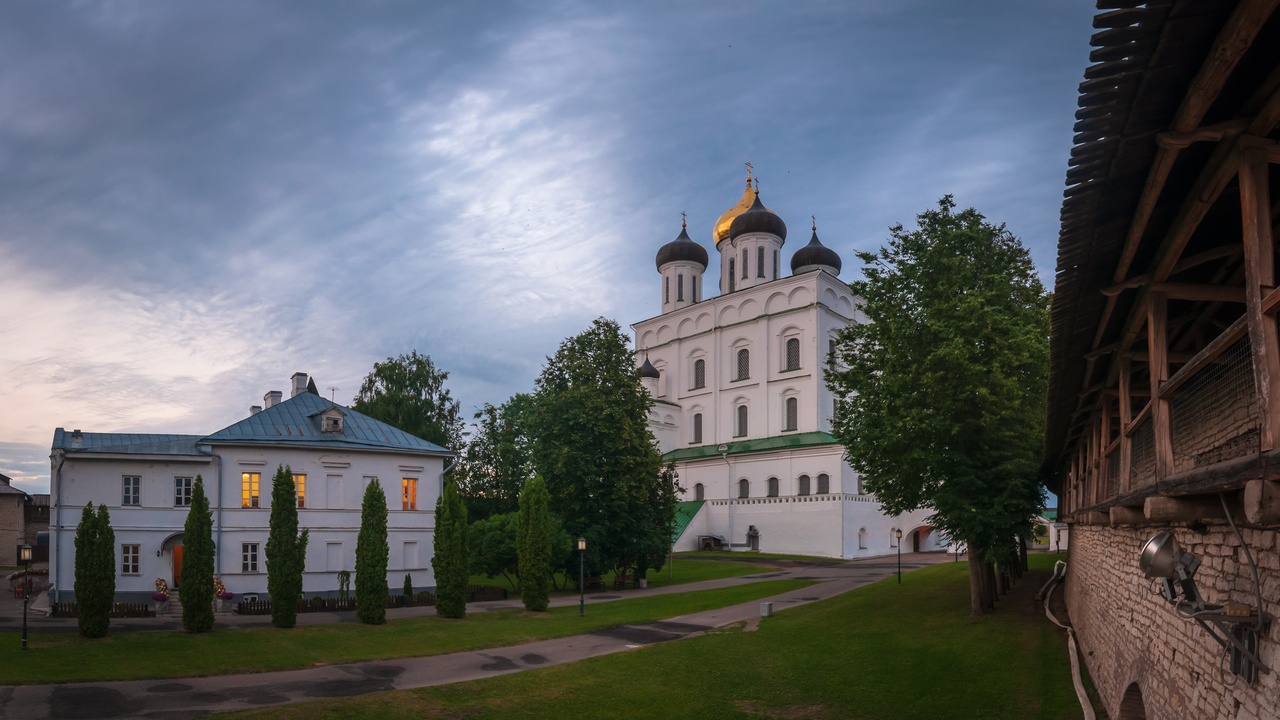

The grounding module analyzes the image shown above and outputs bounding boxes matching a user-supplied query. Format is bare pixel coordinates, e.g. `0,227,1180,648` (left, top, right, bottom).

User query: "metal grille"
1130,417,1155,488
1170,337,1259,474
1106,449,1120,498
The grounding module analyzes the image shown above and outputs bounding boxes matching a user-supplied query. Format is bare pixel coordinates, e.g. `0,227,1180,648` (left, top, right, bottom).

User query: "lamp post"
19,543,33,650
577,537,586,617
894,529,903,584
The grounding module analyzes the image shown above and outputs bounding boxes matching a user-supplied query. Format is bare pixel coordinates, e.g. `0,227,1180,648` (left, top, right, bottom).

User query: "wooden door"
173,546,184,588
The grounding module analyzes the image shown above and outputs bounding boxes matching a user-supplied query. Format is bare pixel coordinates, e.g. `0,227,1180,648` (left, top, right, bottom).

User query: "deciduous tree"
182,475,215,632
352,350,466,451
458,394,534,521
826,196,1048,616
266,464,309,628
356,478,389,624
469,512,520,590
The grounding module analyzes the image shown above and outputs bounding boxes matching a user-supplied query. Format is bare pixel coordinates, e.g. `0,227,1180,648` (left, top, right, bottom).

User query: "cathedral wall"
1065,524,1280,720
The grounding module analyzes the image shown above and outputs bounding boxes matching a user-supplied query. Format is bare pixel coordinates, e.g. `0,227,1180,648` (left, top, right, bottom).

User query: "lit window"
242,543,259,572
798,474,811,496
767,477,779,497
757,246,765,278
784,397,798,432
692,413,703,444
736,348,750,381
242,472,260,508
174,477,193,507
402,478,418,510
735,405,748,437
785,338,800,371
121,544,140,575
694,483,704,501
738,479,750,498
818,473,830,494
294,474,306,509
122,476,140,507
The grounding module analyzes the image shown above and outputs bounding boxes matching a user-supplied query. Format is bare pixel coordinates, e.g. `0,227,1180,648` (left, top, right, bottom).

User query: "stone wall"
1066,524,1279,720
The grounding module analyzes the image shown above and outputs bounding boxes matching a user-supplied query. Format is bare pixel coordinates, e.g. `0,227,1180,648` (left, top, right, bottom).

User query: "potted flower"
213,577,233,611
153,578,171,614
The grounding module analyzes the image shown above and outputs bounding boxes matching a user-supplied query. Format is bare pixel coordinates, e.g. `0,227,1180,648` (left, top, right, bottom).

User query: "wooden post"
1100,396,1112,499
1147,293,1175,479
1239,149,1280,450
1119,359,1133,493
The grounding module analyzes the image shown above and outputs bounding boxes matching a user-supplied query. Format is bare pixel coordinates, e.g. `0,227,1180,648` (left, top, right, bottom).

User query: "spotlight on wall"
1139,531,1203,611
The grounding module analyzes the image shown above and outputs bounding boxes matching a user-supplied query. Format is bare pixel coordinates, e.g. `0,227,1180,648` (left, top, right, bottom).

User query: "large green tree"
352,350,466,451
74,502,115,638
458,394,535,521
469,512,520,589
356,478,389,624
182,475,216,632
826,196,1048,616
266,465,309,628
517,475,553,611
529,317,679,578
432,478,469,618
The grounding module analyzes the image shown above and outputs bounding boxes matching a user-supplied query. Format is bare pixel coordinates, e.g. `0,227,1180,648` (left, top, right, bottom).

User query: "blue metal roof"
51,429,203,455
203,391,451,456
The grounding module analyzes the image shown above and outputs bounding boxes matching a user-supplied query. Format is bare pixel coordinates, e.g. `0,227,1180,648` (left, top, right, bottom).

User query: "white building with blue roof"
48,372,453,605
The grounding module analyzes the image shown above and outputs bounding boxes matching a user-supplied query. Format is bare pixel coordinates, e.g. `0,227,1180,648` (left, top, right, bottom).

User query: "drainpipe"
196,445,223,573
439,456,457,499
719,446,732,551
51,450,66,603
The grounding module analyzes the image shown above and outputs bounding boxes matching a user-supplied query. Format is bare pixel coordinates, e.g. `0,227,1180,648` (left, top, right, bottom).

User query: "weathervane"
681,211,687,228
812,215,817,231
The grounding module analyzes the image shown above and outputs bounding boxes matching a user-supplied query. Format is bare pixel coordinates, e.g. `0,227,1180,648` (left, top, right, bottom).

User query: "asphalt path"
0,553,953,719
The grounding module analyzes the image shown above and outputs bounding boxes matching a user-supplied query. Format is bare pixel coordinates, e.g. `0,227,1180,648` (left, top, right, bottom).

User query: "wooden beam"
1263,284,1280,314
1147,293,1175,480
1119,358,1133,494
1144,495,1240,524
1159,314,1250,399
1243,480,1280,525
1156,118,1250,149
1110,506,1146,525
1239,150,1280,449
1150,283,1246,303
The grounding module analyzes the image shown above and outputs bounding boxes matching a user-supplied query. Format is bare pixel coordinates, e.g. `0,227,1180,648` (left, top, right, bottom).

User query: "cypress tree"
182,475,216,632
92,504,115,634
432,479,469,618
517,475,552,611
355,478,389,624
266,464,309,628
74,503,109,638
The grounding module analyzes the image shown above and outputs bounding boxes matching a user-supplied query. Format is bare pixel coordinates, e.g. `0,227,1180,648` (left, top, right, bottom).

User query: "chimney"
263,391,282,409
291,372,309,398
249,405,262,416
71,429,83,449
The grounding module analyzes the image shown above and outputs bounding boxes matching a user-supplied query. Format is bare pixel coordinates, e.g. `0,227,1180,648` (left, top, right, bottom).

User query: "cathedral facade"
633,171,939,559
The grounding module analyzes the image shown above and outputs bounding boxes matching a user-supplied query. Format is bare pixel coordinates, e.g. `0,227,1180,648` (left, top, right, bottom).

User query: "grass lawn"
219,553,1081,720
3,579,807,685
676,550,843,563
469,556,778,593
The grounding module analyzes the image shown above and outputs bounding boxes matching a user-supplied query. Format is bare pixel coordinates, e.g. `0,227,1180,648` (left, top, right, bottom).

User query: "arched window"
767,477,779,497
798,474,810,496
677,274,684,301
858,527,867,549
785,338,801,371
773,250,779,279
728,259,736,292
692,275,698,302
735,405,748,437
738,478,750,498
741,248,748,279
757,246,765,278
692,358,706,389
694,483,705,501
664,276,670,304
736,348,750,380
784,397,798,431
692,413,703,444
817,473,830,494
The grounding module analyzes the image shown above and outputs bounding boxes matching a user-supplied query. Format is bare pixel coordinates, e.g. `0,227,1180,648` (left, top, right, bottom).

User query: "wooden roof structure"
1044,0,1280,525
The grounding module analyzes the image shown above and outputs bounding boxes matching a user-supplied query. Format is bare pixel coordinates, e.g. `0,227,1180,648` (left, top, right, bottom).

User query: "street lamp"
19,543,33,650
894,529,903,584
577,537,586,617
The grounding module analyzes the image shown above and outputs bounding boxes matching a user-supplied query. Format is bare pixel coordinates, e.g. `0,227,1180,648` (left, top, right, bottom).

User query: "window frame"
692,357,706,389
121,476,141,507
784,396,799,432
241,472,261,508
728,258,736,292
798,474,811,496
741,248,748,278
694,483,705,501
757,246,765,278
735,348,750,381
294,473,307,509
174,476,193,507
767,477,779,497
735,404,748,438
692,412,703,444
738,478,750,499
817,473,830,494
402,477,418,510
677,273,684,301
121,543,140,575
784,337,801,372
242,542,260,573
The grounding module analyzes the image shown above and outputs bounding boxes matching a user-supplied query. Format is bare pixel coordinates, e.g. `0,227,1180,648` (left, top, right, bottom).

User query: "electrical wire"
1218,493,1264,633
1041,560,1097,720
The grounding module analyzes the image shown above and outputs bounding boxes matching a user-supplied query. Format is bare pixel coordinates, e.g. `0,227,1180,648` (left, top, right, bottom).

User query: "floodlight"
1138,531,1203,611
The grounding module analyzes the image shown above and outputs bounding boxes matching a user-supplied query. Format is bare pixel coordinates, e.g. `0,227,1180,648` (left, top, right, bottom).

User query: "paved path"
0,553,953,719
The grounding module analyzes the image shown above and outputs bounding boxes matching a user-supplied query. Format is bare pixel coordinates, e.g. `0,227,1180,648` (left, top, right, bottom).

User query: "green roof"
662,431,839,462
672,500,704,543
1042,509,1058,522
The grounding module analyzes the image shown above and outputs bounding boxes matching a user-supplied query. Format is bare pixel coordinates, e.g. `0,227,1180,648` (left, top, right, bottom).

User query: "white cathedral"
634,170,942,559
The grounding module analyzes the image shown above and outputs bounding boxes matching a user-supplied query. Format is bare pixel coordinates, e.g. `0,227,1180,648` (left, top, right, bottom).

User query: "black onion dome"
639,356,660,379
790,228,842,275
729,193,787,242
655,225,709,271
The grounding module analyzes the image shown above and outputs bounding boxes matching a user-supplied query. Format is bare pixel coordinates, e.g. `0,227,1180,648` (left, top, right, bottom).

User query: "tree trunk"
984,561,998,608
1019,535,1029,573
967,549,987,617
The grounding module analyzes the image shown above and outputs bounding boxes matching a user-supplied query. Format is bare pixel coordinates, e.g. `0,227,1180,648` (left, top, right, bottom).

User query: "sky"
0,1,1097,494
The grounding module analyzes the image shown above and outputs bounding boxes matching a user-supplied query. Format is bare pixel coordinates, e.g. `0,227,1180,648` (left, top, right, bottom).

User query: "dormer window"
314,407,347,434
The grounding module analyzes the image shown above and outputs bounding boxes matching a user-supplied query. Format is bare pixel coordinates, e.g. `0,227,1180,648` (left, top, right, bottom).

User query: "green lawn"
219,554,1080,720
469,557,778,594
4,579,806,684
675,550,842,563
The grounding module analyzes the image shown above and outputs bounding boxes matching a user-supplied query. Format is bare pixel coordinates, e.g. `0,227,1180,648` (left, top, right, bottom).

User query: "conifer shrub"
182,475,216,632
356,478,389,624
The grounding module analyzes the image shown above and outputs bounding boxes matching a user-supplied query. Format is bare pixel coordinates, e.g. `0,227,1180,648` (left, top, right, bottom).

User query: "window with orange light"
402,478,418,510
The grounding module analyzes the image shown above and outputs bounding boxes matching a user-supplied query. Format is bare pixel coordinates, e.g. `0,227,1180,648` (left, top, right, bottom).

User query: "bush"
356,479,389,624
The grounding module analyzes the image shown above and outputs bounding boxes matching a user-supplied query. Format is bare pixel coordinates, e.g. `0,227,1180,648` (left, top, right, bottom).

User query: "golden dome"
713,168,768,246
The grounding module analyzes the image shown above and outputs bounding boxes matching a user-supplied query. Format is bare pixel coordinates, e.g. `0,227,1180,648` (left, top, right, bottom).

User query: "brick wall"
1066,524,1279,720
